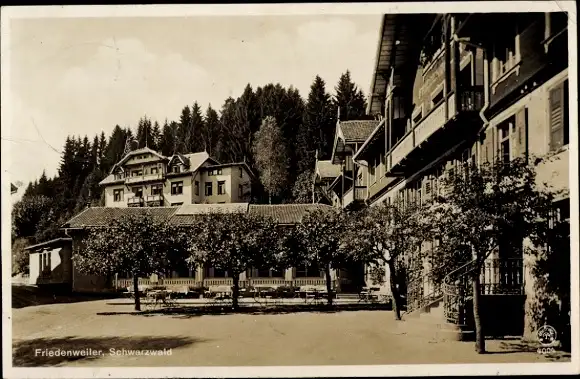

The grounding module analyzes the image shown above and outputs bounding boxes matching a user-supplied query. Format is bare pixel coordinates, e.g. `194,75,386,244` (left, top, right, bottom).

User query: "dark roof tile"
63,207,178,228
339,120,381,141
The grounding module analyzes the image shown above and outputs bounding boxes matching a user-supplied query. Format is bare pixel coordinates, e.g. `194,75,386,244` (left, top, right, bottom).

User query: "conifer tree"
334,70,367,121
297,75,335,171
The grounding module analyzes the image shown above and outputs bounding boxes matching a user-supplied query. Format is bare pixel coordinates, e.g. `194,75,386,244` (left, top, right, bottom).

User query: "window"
171,181,183,195
208,168,223,176
498,116,515,163
239,167,243,178
113,189,124,202
205,182,213,196
217,181,226,195
412,106,423,125
549,80,569,151
172,165,181,173
432,88,444,106
151,166,158,175
132,170,142,177
195,181,200,196
238,184,243,198
132,187,143,198
151,184,162,196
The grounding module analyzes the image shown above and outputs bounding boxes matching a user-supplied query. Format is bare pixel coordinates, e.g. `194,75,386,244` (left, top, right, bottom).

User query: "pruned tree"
188,212,279,310
73,213,191,311
252,116,289,204
291,170,325,204
423,155,563,354
344,202,426,320
293,208,347,305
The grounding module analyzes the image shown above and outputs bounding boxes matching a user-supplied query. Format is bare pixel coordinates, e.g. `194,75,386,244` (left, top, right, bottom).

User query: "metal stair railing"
442,259,477,326
405,269,443,315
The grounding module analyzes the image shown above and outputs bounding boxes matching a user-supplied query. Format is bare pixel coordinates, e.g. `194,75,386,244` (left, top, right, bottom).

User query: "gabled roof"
331,119,381,164
112,147,167,172
169,153,191,167
339,120,381,142
315,160,341,181
62,207,179,228
183,152,218,172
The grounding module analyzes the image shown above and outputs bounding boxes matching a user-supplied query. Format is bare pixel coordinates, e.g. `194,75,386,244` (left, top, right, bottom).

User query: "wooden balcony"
127,197,144,207
145,194,164,207
342,186,367,208
125,172,164,184
385,87,483,176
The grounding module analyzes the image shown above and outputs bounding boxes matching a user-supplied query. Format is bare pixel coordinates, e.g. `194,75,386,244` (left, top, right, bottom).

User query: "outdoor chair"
144,290,177,310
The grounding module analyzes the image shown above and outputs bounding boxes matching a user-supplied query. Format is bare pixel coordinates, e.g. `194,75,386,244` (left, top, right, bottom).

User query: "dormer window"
172,165,181,173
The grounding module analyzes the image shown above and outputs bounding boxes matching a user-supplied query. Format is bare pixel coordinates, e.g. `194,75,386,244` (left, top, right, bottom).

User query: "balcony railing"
342,186,367,208
115,277,336,291
127,197,144,207
145,194,163,205
385,86,483,174
459,86,484,111
126,172,164,184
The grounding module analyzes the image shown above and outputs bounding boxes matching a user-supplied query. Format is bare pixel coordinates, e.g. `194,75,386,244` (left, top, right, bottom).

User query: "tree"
188,212,279,310
202,105,220,156
291,169,326,204
297,75,335,169
151,121,161,151
293,208,346,305
159,120,177,156
252,116,289,204
333,70,367,121
136,116,154,149
344,202,426,320
12,237,32,275
424,156,562,353
12,195,53,241
74,214,191,311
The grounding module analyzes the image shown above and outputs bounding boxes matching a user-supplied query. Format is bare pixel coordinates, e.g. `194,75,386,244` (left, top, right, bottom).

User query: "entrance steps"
398,298,474,342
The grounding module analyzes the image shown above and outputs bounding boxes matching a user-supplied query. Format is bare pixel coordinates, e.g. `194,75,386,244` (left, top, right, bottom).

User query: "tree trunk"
268,193,272,205
133,276,141,311
232,272,240,310
388,260,401,320
325,264,333,306
472,270,485,353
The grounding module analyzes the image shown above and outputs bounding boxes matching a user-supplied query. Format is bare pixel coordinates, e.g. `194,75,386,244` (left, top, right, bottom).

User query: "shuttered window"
549,80,569,151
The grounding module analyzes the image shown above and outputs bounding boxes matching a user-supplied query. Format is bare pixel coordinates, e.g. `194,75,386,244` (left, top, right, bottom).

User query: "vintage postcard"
1,2,578,378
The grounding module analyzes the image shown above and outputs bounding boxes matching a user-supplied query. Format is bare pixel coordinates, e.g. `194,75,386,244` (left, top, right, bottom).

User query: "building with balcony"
99,147,254,208
60,204,361,294
314,117,379,209
314,12,570,339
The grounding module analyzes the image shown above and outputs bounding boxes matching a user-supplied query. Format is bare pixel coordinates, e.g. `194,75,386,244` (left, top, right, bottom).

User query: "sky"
4,14,381,200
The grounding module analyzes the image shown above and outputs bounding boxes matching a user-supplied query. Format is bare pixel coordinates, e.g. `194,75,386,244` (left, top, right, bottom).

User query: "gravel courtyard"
12,299,570,367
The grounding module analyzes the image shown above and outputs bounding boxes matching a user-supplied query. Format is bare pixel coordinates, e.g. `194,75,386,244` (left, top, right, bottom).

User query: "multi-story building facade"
314,117,379,209
315,12,570,337
99,147,254,207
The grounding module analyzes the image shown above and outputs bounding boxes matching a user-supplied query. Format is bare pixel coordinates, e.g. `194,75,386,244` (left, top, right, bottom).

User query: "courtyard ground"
11,297,571,367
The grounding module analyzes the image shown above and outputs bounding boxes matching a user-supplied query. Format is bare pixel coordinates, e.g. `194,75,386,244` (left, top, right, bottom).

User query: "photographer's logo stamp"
537,325,558,354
